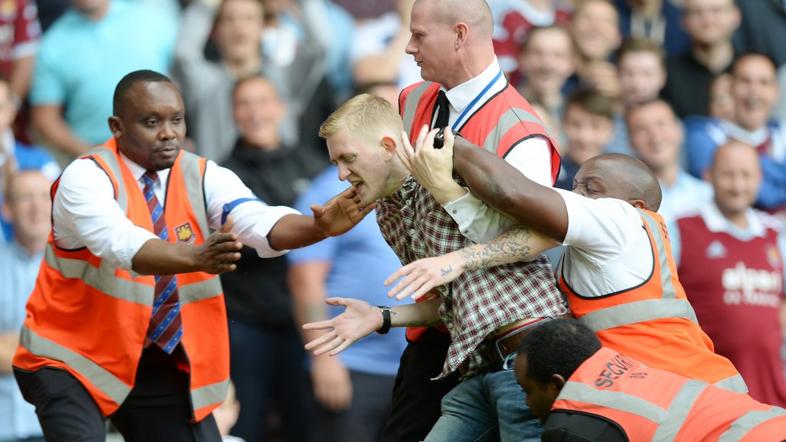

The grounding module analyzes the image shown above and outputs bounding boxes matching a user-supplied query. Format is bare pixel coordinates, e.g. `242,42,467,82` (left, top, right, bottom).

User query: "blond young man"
304,94,568,442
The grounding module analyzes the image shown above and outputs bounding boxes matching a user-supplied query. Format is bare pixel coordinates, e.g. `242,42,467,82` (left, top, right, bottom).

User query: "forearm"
352,31,410,84
452,140,568,240
289,263,332,343
131,239,198,275
9,56,33,103
0,332,18,374
389,297,442,327
458,226,557,271
32,106,89,156
268,214,327,251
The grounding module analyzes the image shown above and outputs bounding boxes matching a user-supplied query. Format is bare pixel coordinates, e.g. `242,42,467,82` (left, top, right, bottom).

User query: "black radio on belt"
434,127,459,149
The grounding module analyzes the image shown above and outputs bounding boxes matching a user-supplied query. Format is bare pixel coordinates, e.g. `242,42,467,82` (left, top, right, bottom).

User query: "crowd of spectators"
0,0,785,441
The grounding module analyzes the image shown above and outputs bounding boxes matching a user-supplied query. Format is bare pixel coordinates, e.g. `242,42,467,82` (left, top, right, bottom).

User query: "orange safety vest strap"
480,107,543,154
557,378,710,439
19,325,132,405
179,279,222,305
557,381,668,423
191,379,229,415
718,407,786,442
87,146,129,213
179,152,210,239
713,374,749,393
579,298,698,331
638,210,679,299
401,82,434,137
43,243,154,306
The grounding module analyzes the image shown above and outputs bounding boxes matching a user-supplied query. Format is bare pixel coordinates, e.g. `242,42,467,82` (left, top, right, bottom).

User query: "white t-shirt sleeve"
52,159,158,269
203,161,300,258
442,136,552,243
557,188,643,262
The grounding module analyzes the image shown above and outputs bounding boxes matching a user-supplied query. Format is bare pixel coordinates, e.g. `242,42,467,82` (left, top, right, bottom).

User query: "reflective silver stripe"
714,374,748,393
19,325,131,405
580,298,698,331
652,380,708,440
639,211,677,299
401,82,432,137
718,407,786,442
44,244,154,306
87,146,128,213
481,107,542,154
191,379,229,411
558,381,668,423
179,152,210,239
179,278,223,305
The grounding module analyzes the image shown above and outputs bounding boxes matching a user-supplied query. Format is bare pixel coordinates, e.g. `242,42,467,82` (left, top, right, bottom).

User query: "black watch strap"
377,306,391,335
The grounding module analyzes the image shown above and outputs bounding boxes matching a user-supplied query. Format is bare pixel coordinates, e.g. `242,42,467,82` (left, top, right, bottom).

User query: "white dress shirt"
52,153,299,270
438,58,554,242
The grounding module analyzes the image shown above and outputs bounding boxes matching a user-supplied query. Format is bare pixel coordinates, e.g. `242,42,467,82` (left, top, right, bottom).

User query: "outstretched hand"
194,217,242,274
384,252,465,300
303,297,382,356
397,125,465,204
311,187,375,237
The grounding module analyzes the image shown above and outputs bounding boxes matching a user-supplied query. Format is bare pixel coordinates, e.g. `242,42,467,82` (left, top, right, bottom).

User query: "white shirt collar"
443,58,503,113
120,152,170,186
700,200,766,238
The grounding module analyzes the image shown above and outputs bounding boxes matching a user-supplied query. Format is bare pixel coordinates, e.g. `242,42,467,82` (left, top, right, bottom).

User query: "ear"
381,135,397,154
629,199,647,209
550,374,566,394
455,22,469,49
108,116,122,138
702,168,710,183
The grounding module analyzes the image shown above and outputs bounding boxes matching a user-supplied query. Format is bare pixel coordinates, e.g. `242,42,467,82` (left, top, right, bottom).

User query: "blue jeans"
424,369,541,442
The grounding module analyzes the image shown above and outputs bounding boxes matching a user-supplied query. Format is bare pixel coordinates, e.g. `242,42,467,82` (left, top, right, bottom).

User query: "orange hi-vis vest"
398,80,561,181
399,80,562,342
552,347,786,441
558,209,746,392
13,139,228,422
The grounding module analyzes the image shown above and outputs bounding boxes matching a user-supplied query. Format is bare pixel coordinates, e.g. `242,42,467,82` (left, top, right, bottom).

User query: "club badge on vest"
175,222,195,244
767,244,782,268
721,262,782,307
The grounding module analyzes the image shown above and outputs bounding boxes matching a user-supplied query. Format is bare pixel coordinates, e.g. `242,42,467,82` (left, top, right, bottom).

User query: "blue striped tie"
141,171,183,354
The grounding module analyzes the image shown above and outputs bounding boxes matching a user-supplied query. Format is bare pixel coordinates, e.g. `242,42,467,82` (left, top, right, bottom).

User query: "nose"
405,37,416,55
337,164,351,181
159,121,176,140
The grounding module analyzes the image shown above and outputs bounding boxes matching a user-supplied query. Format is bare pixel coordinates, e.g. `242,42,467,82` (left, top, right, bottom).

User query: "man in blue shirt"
0,76,60,243
0,170,51,442
685,53,786,212
29,0,177,156
288,166,406,442
627,99,712,222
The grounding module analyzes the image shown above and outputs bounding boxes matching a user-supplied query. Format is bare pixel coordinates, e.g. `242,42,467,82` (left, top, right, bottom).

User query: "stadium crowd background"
1,0,785,441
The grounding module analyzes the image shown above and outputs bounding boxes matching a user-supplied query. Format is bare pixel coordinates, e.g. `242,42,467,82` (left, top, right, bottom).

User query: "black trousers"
381,328,460,442
14,345,221,442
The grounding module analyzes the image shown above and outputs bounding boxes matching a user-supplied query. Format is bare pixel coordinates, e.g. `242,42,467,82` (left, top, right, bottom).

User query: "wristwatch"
377,306,391,334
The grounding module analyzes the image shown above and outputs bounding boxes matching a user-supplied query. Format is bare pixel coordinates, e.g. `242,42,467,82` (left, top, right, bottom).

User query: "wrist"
376,306,391,334
433,182,468,205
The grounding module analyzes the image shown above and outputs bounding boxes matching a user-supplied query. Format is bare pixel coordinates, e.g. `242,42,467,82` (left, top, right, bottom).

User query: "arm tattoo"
458,226,533,272
440,265,453,277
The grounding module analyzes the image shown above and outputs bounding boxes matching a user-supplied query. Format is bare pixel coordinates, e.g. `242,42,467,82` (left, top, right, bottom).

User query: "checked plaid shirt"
376,176,568,378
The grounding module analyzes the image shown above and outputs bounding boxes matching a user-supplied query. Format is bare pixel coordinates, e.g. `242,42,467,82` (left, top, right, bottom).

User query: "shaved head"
574,154,662,211
416,0,493,38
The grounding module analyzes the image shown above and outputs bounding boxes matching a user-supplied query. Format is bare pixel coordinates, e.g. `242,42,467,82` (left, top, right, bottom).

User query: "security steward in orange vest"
390,139,745,391
11,70,367,442
515,319,786,442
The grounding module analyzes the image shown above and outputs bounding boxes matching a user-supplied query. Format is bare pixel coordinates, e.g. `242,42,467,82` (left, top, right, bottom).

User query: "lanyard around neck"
450,70,504,131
